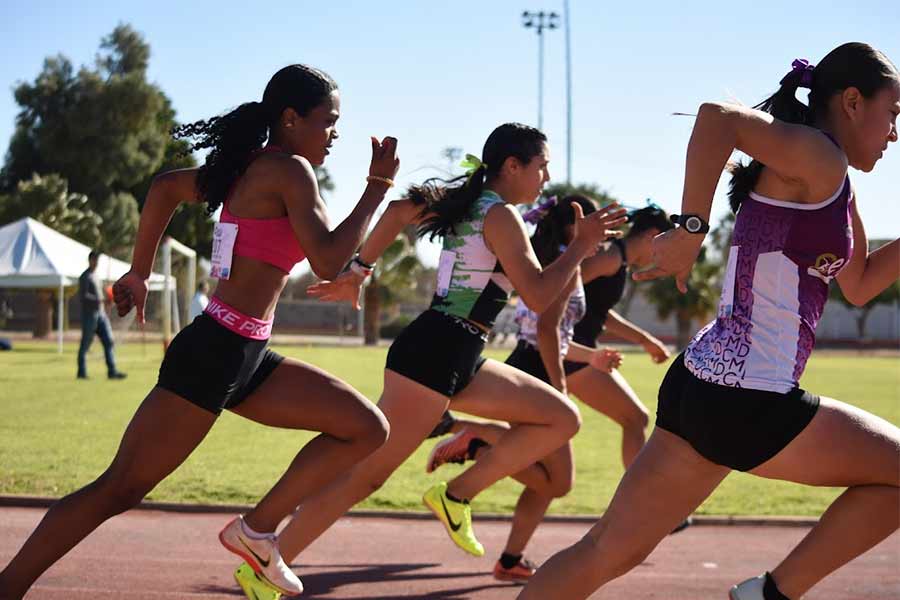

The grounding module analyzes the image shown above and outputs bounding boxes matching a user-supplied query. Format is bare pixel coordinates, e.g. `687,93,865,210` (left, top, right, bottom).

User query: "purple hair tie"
523,195,558,224
781,58,815,89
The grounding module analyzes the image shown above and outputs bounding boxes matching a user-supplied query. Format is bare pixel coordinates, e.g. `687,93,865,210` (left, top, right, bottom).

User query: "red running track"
1,507,897,599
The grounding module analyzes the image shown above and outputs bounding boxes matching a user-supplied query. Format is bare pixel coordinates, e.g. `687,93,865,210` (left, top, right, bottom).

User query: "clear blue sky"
2,1,898,270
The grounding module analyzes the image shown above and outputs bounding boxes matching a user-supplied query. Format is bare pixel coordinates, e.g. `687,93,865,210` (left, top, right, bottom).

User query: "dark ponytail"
409,168,487,241
530,195,596,266
627,205,673,237
728,42,898,213
173,64,337,214
173,102,269,214
414,123,547,240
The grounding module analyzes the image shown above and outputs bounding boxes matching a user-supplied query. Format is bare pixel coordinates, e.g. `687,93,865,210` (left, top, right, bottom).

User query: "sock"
240,518,272,540
763,572,791,600
445,490,469,504
467,438,489,460
499,552,522,569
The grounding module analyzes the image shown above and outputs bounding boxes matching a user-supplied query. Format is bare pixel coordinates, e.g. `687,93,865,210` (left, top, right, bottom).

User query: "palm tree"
708,211,736,264
362,229,425,345
643,247,720,350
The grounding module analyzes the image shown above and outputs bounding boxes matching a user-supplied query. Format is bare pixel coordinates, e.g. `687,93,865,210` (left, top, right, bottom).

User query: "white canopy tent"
0,217,175,352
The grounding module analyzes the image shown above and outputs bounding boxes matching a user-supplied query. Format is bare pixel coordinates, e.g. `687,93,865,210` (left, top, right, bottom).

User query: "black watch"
670,213,710,234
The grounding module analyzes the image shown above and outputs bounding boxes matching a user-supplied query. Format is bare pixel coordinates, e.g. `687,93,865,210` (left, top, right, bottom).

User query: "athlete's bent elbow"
519,291,550,315
309,258,343,281
698,101,728,120
840,286,869,307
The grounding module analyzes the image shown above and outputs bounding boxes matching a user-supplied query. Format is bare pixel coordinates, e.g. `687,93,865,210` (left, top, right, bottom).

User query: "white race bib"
210,222,239,280
436,250,456,297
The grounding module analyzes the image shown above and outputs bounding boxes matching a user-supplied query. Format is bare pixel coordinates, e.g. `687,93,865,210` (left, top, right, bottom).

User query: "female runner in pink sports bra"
0,64,398,599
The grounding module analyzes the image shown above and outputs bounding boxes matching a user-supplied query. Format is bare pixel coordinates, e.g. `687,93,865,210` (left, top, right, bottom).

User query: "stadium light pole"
522,10,559,130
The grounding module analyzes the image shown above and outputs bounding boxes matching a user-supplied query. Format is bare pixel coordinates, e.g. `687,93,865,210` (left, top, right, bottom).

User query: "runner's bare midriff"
212,255,289,321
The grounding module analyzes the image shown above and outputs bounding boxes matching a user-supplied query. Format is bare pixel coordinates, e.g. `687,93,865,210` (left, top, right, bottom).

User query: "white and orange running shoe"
219,517,303,596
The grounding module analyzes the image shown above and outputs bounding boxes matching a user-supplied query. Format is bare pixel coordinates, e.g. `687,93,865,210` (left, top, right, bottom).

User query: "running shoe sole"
234,563,282,600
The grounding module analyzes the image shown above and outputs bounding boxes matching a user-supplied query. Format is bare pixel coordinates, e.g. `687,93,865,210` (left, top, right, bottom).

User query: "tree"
314,166,335,197
0,173,102,247
708,211,736,264
643,247,720,349
363,231,425,345
130,117,216,259
440,146,463,176
2,24,177,257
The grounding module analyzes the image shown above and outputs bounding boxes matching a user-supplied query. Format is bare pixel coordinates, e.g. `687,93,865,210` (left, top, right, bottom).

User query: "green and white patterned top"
429,190,514,329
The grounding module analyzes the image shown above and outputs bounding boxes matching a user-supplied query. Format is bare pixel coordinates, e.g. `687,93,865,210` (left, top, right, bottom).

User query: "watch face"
685,216,702,233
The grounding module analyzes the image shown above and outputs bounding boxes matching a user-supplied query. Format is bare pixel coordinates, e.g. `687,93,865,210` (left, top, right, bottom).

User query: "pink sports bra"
219,146,306,273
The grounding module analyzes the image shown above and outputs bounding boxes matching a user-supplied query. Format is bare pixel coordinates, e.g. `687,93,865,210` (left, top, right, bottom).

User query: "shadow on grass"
196,562,513,599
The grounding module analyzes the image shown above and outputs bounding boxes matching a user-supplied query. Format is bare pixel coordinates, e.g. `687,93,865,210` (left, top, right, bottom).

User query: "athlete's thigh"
586,428,729,545
568,367,647,423
349,370,451,480
230,357,382,435
107,387,217,484
750,396,900,487
450,359,576,425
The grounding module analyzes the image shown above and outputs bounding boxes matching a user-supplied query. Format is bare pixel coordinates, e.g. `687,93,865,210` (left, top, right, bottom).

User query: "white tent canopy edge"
0,217,176,353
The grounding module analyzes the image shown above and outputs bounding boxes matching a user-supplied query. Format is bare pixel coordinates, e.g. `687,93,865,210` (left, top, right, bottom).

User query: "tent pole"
58,278,64,354
188,255,196,326
162,239,172,344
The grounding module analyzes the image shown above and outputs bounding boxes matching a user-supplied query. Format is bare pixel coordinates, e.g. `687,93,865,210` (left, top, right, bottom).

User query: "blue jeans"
77,311,117,376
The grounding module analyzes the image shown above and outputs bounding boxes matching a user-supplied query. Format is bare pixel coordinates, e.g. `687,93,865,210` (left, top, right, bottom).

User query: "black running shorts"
386,309,487,397
655,353,820,471
157,314,284,415
562,359,588,376
505,340,552,385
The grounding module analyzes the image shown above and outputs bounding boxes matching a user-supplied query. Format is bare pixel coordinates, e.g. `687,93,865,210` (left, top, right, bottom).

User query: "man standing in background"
77,250,126,380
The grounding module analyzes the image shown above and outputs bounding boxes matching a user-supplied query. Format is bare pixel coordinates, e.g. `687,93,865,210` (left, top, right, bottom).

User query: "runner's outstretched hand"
307,270,367,310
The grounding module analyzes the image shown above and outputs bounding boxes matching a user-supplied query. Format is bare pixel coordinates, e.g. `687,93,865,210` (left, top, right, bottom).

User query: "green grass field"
1,341,897,516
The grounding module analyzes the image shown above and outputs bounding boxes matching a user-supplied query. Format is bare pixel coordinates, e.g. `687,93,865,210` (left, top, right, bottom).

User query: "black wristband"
670,213,710,234
352,255,375,270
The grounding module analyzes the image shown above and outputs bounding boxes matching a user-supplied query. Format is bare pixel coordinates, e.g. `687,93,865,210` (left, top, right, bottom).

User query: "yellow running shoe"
422,481,484,557
234,562,283,600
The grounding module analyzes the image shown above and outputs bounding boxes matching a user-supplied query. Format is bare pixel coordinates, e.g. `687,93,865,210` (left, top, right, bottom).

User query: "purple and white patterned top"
515,280,587,355
685,177,854,393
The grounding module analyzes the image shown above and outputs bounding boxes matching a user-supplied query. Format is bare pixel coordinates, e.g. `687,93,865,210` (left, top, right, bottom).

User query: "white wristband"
349,261,372,278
